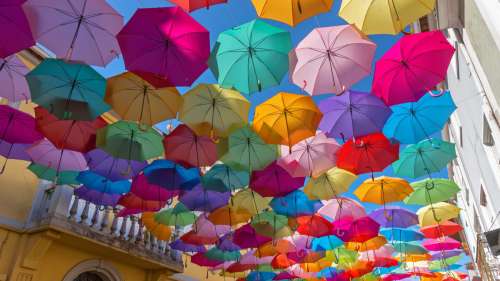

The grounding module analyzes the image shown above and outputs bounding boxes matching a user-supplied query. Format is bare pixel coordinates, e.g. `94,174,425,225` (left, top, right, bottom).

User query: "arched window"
74,272,106,281
62,260,122,281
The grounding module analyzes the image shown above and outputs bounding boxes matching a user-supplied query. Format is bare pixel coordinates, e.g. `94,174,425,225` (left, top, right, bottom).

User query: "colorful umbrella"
116,193,166,216
404,178,460,205
251,0,333,26
179,184,230,212
311,235,344,251
369,207,418,228
380,228,424,242
210,19,291,94
391,242,427,255
202,164,250,192
417,202,460,227
142,160,200,190
76,170,130,195
194,214,231,239
290,26,376,95
191,252,223,267
0,55,31,102
318,197,366,221
26,59,109,120
421,221,462,239
270,190,322,217
208,205,252,226
74,185,121,207
85,149,147,181
26,139,87,173
141,212,172,241
295,214,332,237
233,223,272,249
169,239,205,253
231,189,271,215
117,7,209,87
0,105,43,144
423,237,461,251
372,31,455,105
354,176,413,205
129,174,180,202
28,163,79,185
23,0,123,66
154,202,196,227
342,216,380,243
0,141,30,173
0,0,34,58
105,72,181,126
304,167,357,200
169,0,227,12
251,210,290,238
250,161,305,197
181,230,218,245
384,91,456,143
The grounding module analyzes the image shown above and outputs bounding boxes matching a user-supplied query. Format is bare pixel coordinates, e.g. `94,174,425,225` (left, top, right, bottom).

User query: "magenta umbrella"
130,174,179,202
0,105,43,144
290,25,376,95
0,0,34,58
277,131,339,178
249,161,305,197
341,216,380,243
26,139,87,172
423,237,461,251
0,55,31,102
317,197,366,221
372,31,455,105
233,223,272,249
117,7,210,87
23,0,123,66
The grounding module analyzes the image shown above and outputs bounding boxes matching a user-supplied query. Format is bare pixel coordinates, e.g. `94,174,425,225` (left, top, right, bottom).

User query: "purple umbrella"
250,161,305,197
0,0,34,58
26,139,87,172
0,55,31,102
369,206,419,228
233,223,272,249
85,149,147,181
179,184,230,212
430,250,463,260
318,90,391,140
0,105,43,144
74,185,121,207
0,141,30,173
217,234,241,252
170,239,206,253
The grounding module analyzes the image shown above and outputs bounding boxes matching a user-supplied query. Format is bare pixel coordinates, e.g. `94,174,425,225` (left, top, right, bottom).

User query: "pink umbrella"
423,237,461,251
194,214,231,238
130,174,179,202
342,216,380,243
23,0,123,66
277,131,339,177
317,197,366,221
249,161,305,197
359,245,395,261
26,139,87,172
372,31,455,105
233,223,272,249
0,0,34,58
290,25,376,95
239,250,273,265
0,55,31,102
117,7,210,87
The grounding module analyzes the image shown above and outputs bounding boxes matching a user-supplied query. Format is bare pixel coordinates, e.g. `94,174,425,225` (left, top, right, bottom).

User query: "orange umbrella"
345,236,387,251
141,212,172,241
354,176,413,205
208,205,252,226
255,241,276,257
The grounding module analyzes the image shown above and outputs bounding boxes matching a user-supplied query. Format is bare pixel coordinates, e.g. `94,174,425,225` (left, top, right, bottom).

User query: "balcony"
476,233,500,281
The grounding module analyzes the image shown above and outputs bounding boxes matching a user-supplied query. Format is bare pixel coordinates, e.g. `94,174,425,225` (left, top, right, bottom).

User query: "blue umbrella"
270,190,322,217
311,235,344,251
76,170,130,194
383,91,456,144
142,160,200,190
380,228,424,242
246,271,277,281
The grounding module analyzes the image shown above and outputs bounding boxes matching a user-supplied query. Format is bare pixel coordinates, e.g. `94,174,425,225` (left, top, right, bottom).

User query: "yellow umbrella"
417,202,460,227
304,167,357,200
179,84,250,138
253,92,323,149
300,259,332,272
141,212,172,241
345,236,387,251
353,176,413,205
251,0,334,27
105,72,181,126
339,0,436,35
230,189,271,215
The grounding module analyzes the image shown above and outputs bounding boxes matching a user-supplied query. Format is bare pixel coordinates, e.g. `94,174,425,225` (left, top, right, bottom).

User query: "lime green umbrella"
428,255,462,271
222,126,278,171
26,58,109,120
96,121,163,161
392,138,456,178
404,178,460,205
210,19,292,94
325,247,358,268
154,203,196,227
28,163,79,185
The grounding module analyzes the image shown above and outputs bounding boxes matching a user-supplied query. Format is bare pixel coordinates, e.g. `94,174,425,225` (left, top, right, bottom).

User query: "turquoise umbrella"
380,228,424,242
26,59,109,120
202,164,250,192
391,242,427,255
392,138,456,178
210,19,292,94
311,235,344,251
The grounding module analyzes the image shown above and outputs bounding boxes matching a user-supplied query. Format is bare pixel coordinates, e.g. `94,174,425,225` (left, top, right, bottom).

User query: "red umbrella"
226,262,255,273
181,230,219,245
271,253,298,269
164,124,217,168
295,215,332,238
35,107,107,152
169,0,228,12
191,252,223,267
336,133,399,175
420,221,463,239
342,216,380,243
250,161,305,197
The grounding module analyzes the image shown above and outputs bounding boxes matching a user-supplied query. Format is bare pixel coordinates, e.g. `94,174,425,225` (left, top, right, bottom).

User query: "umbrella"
74,185,122,207
342,216,380,243
391,242,427,255
23,0,123,66
372,31,455,105
26,139,87,173
204,248,241,263
311,235,344,251
142,160,200,190
26,59,109,120
270,190,322,217
384,91,456,143
179,84,250,138
194,215,232,239
0,55,31,102
318,197,366,221
154,202,196,227
191,252,223,267
168,0,227,12
251,210,289,238
231,189,271,215
392,138,456,178
336,133,399,175
35,107,107,153
247,271,276,281
339,0,436,35
96,121,164,161
346,236,388,251
318,91,391,140
117,7,209,87
233,223,272,249
423,237,461,251
253,92,323,148
116,193,166,216
417,202,460,227
354,176,413,205
104,72,181,126
404,178,460,205
202,164,249,192
430,249,463,260
129,174,180,202
222,126,278,172
0,0,34,58
0,141,30,173
290,26,376,95
380,228,424,242
251,0,333,26
28,163,79,185
85,149,147,181
239,250,273,265
0,105,43,144
250,161,305,197
277,131,340,178
208,205,252,226
181,230,218,245
141,212,172,241
76,170,130,195
420,221,462,239
169,239,206,253
369,206,418,228
304,167,357,200
179,184,230,212
210,19,291,94
295,214,332,237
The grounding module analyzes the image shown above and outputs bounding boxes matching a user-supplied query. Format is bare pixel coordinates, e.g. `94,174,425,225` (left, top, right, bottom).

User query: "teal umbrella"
210,19,292,94
26,59,109,120
391,242,427,255
28,163,79,185
392,138,456,178
202,164,250,192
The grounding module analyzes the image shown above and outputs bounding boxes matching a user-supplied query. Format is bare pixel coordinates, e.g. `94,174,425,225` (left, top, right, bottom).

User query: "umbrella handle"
428,89,445,97
0,160,7,174
336,229,345,237
138,123,149,132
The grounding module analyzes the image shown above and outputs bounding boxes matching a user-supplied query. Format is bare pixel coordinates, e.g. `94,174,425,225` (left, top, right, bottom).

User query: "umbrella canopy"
129,174,180,202
169,239,205,253
251,210,289,238
202,164,250,192
76,170,130,195
179,84,250,138
290,26,376,95
191,252,223,267
210,19,292,94
169,0,227,12
311,235,344,251
194,214,232,238
270,190,322,217
154,202,196,227
391,241,427,255
420,221,462,239
26,139,87,173
0,141,31,171
85,149,147,181
345,235,388,252
423,237,461,251
380,228,424,242
295,214,332,237
339,0,436,35
337,133,399,175
354,176,413,205
23,0,123,66
142,160,200,190
341,216,380,243
318,91,391,140
105,72,181,126
392,138,456,179
163,124,217,168
208,205,252,226
0,55,31,102
304,167,357,200
179,184,230,212
369,206,418,228
253,92,323,148
141,212,172,241
26,59,109,120
117,193,166,216
117,7,209,87
384,91,456,143
318,197,366,221
0,0,34,58
28,163,79,185
74,185,121,207
96,121,164,161
404,178,460,205
35,107,107,152
0,105,42,144
233,223,272,249
372,31,455,105
251,0,333,26
250,161,305,197
417,202,460,227
231,189,271,215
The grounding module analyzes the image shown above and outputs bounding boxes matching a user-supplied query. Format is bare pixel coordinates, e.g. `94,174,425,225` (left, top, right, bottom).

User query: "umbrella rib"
79,20,107,65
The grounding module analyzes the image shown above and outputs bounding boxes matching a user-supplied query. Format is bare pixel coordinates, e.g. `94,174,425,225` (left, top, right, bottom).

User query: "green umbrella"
391,242,427,255
154,203,196,227
392,138,456,178
96,121,163,161
428,255,462,271
251,210,289,238
202,164,250,192
404,178,460,205
210,19,292,94
26,58,109,120
222,126,278,172
204,247,241,262
28,163,79,185
326,247,358,268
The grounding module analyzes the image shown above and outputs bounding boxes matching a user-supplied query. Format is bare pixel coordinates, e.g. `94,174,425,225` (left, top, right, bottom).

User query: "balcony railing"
476,233,500,280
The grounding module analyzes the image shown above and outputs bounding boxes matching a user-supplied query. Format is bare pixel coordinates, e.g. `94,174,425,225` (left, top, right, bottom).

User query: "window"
74,272,105,281
474,209,482,233
480,185,488,207
483,115,495,146
458,0,465,27
459,126,463,147
465,187,470,205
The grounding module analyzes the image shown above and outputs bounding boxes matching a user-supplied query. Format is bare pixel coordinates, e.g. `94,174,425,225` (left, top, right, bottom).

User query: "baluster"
119,216,129,240
80,200,90,224
110,208,119,236
152,236,158,252
135,220,144,245
68,196,79,221
90,205,100,227
128,216,137,241
144,230,151,249
100,207,112,232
